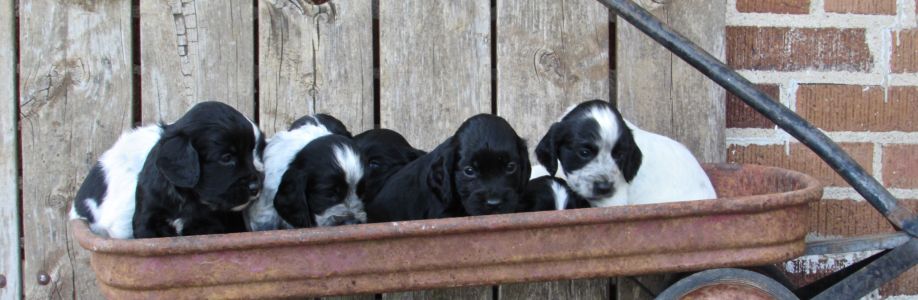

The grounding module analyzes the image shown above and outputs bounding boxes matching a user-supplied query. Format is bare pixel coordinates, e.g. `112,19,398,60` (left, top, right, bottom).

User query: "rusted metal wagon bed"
73,164,820,299
72,0,918,298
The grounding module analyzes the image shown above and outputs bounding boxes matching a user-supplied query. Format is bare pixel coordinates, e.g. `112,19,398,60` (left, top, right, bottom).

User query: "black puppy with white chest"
132,102,266,238
367,114,531,222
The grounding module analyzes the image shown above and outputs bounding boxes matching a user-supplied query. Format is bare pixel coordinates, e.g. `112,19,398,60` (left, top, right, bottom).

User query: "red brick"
797,85,918,132
726,84,780,128
825,0,897,15
883,145,918,188
727,143,873,187
736,0,810,14
807,199,917,237
892,29,918,73
727,27,872,72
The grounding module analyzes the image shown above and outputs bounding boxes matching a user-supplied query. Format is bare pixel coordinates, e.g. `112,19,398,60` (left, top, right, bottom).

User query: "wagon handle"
598,0,918,238
598,0,918,297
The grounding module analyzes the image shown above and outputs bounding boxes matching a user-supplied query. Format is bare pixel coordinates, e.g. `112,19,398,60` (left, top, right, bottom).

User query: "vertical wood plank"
615,1,671,138
19,1,133,299
141,0,255,122
379,0,491,150
668,0,726,163
259,0,373,136
500,279,610,300
261,1,374,299
496,0,611,154
0,1,20,299
379,1,491,298
615,0,725,163
495,0,611,298
615,0,725,298
382,287,493,300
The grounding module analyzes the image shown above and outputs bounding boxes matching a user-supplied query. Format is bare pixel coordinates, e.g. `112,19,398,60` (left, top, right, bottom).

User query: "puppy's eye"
505,162,517,174
578,147,593,158
463,166,477,178
368,160,381,169
219,153,235,165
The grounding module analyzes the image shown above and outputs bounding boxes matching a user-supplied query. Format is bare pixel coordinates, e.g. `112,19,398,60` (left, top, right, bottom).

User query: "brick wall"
725,0,918,298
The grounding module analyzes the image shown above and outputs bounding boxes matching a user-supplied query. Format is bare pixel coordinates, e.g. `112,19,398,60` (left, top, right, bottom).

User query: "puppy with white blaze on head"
535,100,716,207
244,114,367,231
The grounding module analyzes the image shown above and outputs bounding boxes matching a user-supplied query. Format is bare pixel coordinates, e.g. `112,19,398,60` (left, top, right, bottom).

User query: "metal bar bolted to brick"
594,0,917,298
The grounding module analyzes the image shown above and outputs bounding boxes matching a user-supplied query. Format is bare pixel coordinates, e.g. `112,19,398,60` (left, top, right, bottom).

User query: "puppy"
367,114,531,222
244,114,366,231
519,176,586,212
353,129,426,205
536,100,716,207
71,101,265,239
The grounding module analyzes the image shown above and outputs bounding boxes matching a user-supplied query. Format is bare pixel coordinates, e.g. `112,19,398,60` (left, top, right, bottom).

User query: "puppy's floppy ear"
273,169,315,228
156,135,200,188
613,129,643,182
516,137,532,191
535,123,562,176
427,140,456,204
316,114,353,138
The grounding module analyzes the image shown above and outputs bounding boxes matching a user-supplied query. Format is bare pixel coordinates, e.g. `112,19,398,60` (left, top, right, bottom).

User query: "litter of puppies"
70,99,716,239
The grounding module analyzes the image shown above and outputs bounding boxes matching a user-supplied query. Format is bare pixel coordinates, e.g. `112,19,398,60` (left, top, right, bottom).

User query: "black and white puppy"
244,114,366,231
519,176,586,212
353,129,426,205
367,114,531,222
71,101,266,239
536,100,716,207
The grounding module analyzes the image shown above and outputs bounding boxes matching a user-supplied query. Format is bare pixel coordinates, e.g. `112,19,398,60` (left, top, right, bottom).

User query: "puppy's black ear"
535,123,562,176
614,129,643,182
516,137,532,191
316,114,353,138
156,135,200,188
274,169,315,228
427,141,455,204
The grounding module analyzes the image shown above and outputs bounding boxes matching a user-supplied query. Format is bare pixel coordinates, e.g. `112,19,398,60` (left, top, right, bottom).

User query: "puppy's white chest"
171,218,185,235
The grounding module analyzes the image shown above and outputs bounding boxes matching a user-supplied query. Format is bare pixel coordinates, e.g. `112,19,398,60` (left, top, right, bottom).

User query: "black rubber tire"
656,268,799,300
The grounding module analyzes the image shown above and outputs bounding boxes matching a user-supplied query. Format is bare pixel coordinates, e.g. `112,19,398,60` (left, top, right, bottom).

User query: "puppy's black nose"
593,181,613,196
486,198,503,207
247,181,261,196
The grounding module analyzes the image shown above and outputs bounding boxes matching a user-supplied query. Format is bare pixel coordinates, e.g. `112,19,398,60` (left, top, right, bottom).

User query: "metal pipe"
812,239,918,299
597,0,918,237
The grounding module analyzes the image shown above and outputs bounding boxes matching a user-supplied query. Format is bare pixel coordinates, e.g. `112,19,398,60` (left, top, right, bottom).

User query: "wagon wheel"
656,268,798,300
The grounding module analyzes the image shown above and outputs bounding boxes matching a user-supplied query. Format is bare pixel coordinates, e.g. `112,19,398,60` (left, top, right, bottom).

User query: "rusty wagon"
3,0,915,299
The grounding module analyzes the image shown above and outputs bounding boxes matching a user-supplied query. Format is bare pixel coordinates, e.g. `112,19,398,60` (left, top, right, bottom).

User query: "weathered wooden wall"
1,1,20,299
4,0,725,299
616,0,725,163
141,0,255,122
259,0,373,136
19,1,133,299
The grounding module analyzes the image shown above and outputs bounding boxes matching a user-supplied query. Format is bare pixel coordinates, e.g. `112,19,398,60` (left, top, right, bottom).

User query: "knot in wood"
635,0,667,9
0,274,5,288
533,48,574,87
